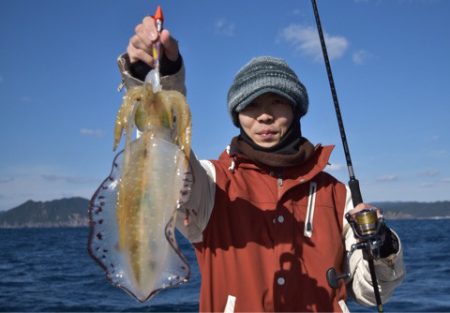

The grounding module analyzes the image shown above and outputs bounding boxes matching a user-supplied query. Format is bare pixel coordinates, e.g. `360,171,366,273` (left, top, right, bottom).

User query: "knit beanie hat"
227,56,309,127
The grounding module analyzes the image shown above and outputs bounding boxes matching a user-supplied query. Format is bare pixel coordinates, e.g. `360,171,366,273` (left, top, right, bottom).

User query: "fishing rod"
310,1,384,312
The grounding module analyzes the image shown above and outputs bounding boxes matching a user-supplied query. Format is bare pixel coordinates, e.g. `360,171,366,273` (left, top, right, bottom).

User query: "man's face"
238,93,294,148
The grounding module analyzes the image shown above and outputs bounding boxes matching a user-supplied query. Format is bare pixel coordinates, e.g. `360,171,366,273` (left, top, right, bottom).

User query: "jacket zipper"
277,177,283,187
304,181,317,238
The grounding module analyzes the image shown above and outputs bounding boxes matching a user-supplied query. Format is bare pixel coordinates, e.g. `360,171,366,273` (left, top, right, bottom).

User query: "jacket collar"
219,142,335,183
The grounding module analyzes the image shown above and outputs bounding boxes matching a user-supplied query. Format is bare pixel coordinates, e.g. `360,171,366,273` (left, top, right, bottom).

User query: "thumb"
160,29,179,62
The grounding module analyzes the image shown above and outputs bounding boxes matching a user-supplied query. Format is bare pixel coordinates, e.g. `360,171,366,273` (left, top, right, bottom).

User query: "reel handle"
326,267,350,289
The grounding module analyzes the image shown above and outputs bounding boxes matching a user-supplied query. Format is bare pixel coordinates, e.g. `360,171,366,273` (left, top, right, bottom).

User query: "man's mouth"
256,130,277,139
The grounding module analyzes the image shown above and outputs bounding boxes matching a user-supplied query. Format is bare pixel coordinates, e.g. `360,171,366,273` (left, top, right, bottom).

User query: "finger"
142,16,159,42
375,207,384,218
349,203,371,215
349,203,384,219
127,44,154,66
160,29,179,61
130,34,151,53
134,25,153,50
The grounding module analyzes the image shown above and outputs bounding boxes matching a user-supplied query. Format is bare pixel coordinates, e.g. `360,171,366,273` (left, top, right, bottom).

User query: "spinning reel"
327,208,385,289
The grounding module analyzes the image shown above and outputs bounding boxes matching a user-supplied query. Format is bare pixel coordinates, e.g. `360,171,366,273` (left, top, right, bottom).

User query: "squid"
88,84,192,302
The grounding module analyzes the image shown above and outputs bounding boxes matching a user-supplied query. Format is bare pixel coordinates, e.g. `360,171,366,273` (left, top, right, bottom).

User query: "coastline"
1,215,450,229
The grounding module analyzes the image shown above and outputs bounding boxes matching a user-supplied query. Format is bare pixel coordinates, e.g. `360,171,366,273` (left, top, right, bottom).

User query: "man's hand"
127,16,179,66
348,203,383,219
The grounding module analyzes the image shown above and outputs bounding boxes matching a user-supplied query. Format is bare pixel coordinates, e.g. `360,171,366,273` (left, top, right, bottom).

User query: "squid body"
88,84,192,302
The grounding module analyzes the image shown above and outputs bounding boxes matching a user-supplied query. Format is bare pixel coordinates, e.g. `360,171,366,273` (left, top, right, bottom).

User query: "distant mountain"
0,197,89,228
374,201,450,219
1,198,449,228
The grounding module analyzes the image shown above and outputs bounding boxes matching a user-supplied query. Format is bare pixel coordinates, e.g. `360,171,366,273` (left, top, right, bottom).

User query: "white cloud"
325,163,345,172
441,178,450,183
430,135,440,142
0,173,99,211
376,175,399,182
20,96,32,103
352,49,372,65
355,0,441,4
428,148,449,158
41,174,98,184
279,24,349,61
0,164,101,211
397,0,441,4
80,128,104,138
419,170,439,177
0,177,14,184
214,18,236,37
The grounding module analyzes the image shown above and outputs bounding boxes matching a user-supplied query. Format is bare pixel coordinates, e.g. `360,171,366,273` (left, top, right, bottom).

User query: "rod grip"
349,178,363,207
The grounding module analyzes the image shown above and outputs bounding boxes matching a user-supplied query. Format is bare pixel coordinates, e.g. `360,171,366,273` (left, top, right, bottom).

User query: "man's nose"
257,110,274,123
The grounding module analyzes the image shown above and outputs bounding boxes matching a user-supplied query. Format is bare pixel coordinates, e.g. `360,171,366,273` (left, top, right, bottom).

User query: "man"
118,16,405,312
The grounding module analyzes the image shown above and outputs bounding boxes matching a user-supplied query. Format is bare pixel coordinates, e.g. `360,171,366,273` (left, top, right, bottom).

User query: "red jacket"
194,145,349,312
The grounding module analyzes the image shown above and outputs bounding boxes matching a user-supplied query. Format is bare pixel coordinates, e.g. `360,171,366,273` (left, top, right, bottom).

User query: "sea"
1,219,450,312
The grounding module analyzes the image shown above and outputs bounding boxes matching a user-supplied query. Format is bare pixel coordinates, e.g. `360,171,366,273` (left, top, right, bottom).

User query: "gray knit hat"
227,56,309,127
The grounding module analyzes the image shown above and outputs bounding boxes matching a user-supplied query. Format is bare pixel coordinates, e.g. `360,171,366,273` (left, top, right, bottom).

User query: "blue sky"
0,0,449,211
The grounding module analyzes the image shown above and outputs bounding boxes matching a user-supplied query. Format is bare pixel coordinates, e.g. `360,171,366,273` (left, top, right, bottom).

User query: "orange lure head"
153,6,164,31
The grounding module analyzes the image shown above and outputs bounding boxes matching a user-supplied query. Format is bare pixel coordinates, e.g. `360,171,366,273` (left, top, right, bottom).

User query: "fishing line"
310,1,383,312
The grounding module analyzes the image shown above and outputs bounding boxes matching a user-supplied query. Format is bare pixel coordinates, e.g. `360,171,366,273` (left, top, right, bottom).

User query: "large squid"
88,84,192,302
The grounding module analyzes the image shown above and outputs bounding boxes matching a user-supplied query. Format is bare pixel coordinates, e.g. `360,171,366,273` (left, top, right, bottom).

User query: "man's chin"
255,141,278,148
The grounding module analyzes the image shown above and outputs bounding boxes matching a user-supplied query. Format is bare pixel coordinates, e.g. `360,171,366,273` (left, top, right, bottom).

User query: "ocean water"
1,219,449,312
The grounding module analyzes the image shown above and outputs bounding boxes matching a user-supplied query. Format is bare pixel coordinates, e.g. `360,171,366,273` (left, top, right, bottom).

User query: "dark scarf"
239,119,303,155
232,119,315,168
